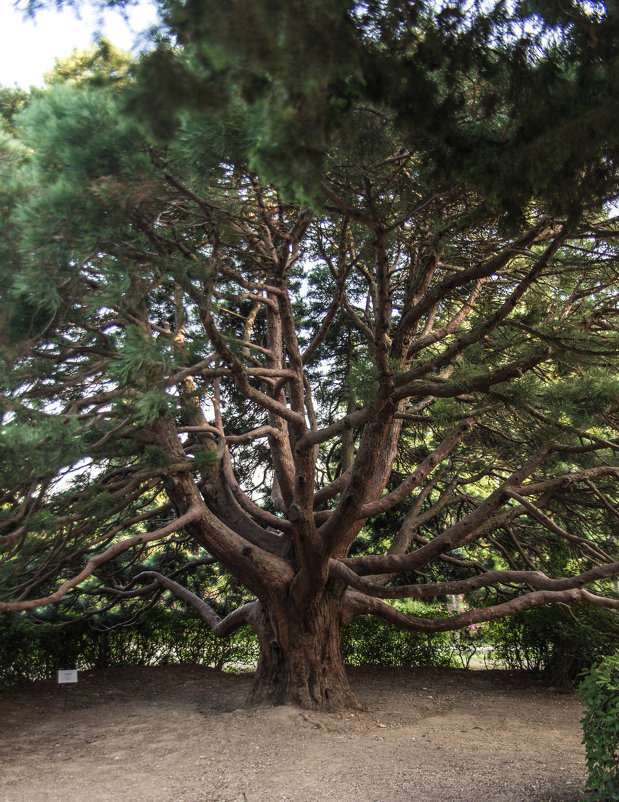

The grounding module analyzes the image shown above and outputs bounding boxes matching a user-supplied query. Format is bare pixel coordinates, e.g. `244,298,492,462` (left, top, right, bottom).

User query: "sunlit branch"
220,448,292,533
201,298,305,426
405,226,568,381
406,280,485,358
394,351,553,402
396,220,552,340
505,489,613,561
340,446,554,575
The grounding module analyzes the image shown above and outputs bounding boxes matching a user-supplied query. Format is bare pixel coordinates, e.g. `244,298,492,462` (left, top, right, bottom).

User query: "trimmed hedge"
342,616,456,667
3,601,614,691
0,608,259,689
0,608,460,689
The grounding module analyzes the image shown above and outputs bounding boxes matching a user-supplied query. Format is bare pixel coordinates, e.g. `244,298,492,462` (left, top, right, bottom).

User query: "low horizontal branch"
344,585,619,634
331,559,619,600
0,505,202,613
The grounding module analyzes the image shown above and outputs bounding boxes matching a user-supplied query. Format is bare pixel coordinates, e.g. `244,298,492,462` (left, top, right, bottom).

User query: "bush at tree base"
3,604,616,691
0,609,457,689
577,653,619,801
341,617,454,668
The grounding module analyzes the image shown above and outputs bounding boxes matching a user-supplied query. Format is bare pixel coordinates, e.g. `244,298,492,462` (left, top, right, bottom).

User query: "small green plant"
577,653,619,801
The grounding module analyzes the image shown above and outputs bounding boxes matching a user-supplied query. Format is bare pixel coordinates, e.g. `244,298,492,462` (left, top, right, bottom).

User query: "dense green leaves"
578,653,619,800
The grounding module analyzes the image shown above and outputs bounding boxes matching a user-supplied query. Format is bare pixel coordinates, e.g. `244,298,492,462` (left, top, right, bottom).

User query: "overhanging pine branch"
344,586,619,633
0,505,203,613
332,560,619,600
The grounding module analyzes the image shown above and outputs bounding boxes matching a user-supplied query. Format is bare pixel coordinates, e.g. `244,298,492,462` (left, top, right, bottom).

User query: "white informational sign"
57,669,78,684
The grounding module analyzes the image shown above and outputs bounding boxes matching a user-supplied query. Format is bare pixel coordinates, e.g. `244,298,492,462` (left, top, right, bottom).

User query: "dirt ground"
0,664,587,802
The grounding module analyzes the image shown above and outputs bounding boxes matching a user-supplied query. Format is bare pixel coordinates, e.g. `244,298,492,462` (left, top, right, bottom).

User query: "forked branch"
131,571,259,636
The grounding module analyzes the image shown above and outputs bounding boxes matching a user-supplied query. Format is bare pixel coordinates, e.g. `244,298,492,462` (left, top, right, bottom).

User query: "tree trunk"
247,594,361,711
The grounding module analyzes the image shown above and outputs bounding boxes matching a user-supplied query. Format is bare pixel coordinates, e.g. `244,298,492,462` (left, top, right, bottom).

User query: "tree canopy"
1,0,618,709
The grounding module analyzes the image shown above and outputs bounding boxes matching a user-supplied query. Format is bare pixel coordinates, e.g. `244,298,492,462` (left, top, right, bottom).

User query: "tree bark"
247,592,361,711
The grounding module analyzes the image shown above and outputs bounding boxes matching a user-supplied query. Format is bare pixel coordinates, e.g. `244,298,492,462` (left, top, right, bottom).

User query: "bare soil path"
0,665,586,802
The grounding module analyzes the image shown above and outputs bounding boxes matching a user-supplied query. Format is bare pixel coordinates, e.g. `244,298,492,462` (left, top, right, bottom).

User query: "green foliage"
148,0,363,203
0,608,259,690
44,40,133,86
191,448,219,475
348,355,379,407
120,0,619,213
0,605,463,689
540,372,619,427
487,604,619,686
11,82,154,268
0,415,84,483
0,87,30,134
134,390,176,423
578,653,619,801
342,615,455,668
141,445,172,468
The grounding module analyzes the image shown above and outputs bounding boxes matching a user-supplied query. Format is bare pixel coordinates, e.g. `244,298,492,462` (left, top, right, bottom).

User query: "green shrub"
342,616,455,668
0,607,259,690
341,597,486,669
486,604,618,686
14,597,616,690
577,653,619,801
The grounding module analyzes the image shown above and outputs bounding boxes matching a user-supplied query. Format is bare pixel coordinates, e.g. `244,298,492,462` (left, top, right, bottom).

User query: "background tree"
1,0,618,709
43,39,133,86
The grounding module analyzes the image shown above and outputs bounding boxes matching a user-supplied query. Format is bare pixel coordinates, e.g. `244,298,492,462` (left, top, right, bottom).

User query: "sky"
0,1,160,88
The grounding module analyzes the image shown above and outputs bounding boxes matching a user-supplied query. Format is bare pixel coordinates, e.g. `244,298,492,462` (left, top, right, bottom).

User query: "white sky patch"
0,1,159,88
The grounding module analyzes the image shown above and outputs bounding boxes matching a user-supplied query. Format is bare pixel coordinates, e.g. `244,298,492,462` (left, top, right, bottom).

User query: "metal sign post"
57,669,78,710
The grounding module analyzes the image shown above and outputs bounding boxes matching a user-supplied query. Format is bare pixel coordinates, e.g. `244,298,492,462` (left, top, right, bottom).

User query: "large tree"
1,0,618,709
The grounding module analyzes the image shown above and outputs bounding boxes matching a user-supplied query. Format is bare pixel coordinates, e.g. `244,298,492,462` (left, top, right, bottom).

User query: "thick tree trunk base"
247,599,361,711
